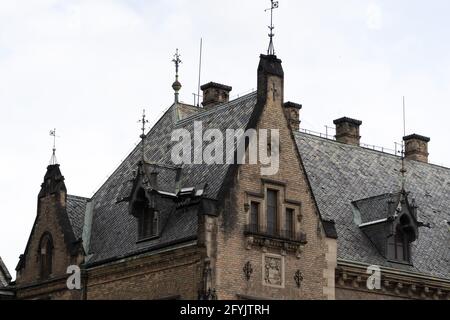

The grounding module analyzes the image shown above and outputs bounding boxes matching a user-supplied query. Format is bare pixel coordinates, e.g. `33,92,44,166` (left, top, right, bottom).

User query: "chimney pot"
200,82,232,109
284,102,302,131
333,117,362,146
403,134,430,163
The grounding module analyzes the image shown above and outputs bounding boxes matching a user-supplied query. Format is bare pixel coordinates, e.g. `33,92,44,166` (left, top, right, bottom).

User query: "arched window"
38,233,53,279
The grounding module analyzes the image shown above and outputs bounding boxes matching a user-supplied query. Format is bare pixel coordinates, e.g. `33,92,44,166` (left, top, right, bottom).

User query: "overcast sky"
1,0,450,275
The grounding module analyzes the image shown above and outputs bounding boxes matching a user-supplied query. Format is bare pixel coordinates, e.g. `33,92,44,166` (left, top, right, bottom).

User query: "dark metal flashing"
200,82,232,92
403,134,431,143
322,220,338,239
333,117,363,126
284,101,302,110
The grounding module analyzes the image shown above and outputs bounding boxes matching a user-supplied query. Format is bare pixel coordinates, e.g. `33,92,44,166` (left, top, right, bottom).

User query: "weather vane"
138,109,149,162
265,0,279,56
172,49,182,103
49,129,59,165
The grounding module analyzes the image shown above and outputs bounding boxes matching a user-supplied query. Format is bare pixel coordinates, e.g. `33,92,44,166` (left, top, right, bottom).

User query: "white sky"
1,0,450,276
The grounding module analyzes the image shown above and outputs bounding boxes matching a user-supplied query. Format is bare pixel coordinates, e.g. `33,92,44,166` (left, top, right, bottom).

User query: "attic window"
132,189,159,242
387,215,414,264
138,208,159,241
387,231,410,264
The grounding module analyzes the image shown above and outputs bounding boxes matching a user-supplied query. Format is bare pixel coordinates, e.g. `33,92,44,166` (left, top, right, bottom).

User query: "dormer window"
387,231,410,263
131,189,159,242
355,192,423,266
138,208,159,240
387,214,415,264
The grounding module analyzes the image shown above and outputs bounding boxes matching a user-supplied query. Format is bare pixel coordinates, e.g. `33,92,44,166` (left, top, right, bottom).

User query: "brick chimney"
284,102,302,131
333,117,362,146
403,134,430,163
200,82,232,109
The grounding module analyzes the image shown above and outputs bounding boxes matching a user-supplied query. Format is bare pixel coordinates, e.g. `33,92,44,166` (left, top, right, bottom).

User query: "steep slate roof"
86,93,258,265
66,195,89,240
295,132,450,280
0,256,11,287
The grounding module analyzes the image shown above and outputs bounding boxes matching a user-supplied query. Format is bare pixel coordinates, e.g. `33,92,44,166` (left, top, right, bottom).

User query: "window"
250,202,259,230
267,190,278,236
387,231,410,263
285,208,295,238
133,190,159,241
138,208,158,240
39,233,53,279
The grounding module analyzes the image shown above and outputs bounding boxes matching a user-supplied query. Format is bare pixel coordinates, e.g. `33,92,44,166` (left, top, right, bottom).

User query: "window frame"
133,191,159,243
38,232,54,280
266,189,279,236
387,230,411,264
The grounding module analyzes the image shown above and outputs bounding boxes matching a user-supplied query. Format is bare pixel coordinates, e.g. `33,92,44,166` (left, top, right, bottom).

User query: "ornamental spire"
138,109,149,163
265,0,279,56
172,49,182,103
49,129,59,165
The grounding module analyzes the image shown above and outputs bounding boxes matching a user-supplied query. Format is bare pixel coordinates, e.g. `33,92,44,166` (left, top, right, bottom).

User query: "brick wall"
16,193,82,300
86,245,203,300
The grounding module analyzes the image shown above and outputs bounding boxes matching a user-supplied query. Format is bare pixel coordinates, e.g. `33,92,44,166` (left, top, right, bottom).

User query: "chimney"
284,102,302,131
200,82,232,109
333,117,362,146
403,134,430,163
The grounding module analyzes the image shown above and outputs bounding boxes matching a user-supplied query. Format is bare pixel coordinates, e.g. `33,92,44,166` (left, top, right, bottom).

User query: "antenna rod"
403,96,406,138
401,96,407,191
197,38,203,107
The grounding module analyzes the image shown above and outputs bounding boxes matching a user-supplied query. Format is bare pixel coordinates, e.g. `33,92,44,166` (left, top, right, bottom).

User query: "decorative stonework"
336,264,450,300
294,270,304,288
263,254,284,288
243,262,253,281
245,234,307,259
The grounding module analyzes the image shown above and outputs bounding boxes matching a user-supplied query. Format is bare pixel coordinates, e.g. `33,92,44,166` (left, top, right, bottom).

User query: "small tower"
172,49,182,103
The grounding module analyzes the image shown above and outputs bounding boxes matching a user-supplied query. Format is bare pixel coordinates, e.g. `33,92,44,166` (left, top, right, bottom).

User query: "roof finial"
172,49,182,103
49,129,59,165
138,109,149,163
265,0,279,56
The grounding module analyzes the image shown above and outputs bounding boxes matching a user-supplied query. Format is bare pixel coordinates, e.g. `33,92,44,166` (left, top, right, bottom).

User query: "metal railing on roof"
298,127,403,157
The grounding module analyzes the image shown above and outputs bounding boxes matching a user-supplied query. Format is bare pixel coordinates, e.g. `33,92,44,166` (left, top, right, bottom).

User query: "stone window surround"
245,179,302,236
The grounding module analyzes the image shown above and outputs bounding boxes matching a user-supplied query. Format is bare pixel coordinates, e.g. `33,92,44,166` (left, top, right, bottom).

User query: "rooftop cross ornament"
138,109,149,163
49,129,59,165
172,49,182,103
265,0,279,56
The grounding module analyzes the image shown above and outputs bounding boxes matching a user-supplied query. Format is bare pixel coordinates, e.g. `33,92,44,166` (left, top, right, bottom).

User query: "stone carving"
243,262,253,281
264,255,283,286
294,270,304,288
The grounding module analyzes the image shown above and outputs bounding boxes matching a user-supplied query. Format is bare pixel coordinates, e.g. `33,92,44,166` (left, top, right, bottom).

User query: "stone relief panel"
263,254,284,288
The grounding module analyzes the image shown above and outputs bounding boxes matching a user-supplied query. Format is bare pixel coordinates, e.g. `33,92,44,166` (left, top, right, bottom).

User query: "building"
13,47,450,300
0,257,14,300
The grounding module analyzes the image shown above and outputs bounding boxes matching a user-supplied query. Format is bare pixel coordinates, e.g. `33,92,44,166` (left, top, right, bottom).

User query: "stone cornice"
336,260,450,300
